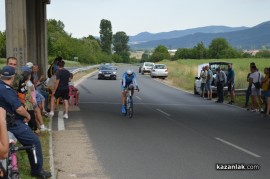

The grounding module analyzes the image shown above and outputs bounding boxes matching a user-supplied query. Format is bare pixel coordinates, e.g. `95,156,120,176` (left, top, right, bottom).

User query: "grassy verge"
18,117,51,178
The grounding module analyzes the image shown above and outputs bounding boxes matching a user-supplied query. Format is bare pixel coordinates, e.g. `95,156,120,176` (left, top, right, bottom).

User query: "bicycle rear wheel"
128,99,133,118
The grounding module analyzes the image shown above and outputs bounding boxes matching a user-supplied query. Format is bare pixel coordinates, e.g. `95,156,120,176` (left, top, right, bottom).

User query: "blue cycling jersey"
122,72,138,88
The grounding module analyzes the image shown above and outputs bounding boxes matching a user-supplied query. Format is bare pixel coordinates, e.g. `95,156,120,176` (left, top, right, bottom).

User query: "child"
69,73,79,105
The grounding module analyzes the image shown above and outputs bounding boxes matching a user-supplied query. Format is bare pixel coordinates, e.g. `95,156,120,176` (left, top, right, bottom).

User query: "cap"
1,66,15,77
26,62,33,68
22,66,32,72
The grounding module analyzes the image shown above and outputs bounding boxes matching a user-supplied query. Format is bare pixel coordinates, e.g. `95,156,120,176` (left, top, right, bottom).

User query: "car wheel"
194,85,198,95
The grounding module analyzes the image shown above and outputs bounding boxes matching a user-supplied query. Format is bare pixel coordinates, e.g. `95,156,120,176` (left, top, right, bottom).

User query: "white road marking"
135,96,142,100
156,109,171,117
58,111,65,131
215,137,261,158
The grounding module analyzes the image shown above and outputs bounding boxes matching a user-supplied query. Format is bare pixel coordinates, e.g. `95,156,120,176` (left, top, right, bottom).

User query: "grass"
18,116,51,178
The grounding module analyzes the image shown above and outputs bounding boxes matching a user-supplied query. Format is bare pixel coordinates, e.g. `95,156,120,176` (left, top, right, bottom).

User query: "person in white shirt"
249,65,263,112
200,66,208,98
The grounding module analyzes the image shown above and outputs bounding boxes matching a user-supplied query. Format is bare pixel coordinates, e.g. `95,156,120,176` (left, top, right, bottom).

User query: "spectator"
243,62,256,109
26,72,49,131
49,60,71,119
249,65,263,112
18,71,39,133
32,64,49,112
227,63,235,104
215,67,227,103
200,66,207,98
0,107,8,159
69,73,80,105
205,65,213,100
0,65,51,178
261,67,270,113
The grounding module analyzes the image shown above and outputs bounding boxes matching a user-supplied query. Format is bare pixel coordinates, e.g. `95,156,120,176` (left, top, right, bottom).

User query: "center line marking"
156,109,171,117
215,137,261,158
135,96,142,100
58,111,65,131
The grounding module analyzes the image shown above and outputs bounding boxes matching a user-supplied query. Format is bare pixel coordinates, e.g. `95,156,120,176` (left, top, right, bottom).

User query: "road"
53,65,270,179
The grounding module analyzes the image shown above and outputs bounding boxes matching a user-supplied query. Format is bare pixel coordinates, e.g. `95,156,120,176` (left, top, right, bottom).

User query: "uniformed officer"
0,65,51,178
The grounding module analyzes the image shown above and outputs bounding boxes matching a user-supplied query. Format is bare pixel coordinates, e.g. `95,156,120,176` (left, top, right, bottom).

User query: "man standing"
49,60,71,119
0,65,51,178
205,65,213,100
200,66,207,98
216,67,227,103
227,63,235,104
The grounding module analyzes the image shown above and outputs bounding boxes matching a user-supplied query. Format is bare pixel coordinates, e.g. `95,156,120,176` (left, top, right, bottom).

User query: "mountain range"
129,21,270,50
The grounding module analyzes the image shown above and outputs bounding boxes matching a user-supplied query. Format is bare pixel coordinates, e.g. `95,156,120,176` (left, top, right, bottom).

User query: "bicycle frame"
125,89,133,118
0,132,37,179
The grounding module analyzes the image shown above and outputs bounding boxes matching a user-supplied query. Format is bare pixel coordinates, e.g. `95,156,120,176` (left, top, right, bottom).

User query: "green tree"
208,38,230,59
99,19,113,55
113,31,130,62
255,50,270,58
0,31,6,58
174,48,193,59
141,51,150,62
150,45,170,62
47,19,109,64
193,42,207,59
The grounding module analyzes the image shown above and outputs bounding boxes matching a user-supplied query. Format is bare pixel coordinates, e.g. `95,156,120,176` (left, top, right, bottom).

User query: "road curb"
49,69,97,179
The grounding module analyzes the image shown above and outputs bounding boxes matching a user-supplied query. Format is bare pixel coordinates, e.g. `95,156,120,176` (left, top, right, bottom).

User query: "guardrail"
212,87,247,96
69,65,100,74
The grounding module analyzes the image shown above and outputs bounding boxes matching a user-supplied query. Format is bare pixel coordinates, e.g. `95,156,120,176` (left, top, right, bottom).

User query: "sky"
0,0,270,38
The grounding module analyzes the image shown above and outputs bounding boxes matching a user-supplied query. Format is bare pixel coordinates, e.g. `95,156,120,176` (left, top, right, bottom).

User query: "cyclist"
121,69,139,113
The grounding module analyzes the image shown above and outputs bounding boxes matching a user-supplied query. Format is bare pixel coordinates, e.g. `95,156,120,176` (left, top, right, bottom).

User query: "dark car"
98,66,117,80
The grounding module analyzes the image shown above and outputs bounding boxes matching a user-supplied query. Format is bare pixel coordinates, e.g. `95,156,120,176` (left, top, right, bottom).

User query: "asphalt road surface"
58,65,270,179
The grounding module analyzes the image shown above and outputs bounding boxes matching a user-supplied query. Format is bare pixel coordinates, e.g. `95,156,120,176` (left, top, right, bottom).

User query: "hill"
129,26,248,45
130,21,270,50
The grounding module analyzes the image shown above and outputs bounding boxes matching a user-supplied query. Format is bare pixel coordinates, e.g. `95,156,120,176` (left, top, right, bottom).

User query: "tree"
174,48,193,59
193,42,207,59
99,19,113,55
150,45,170,62
0,31,6,58
208,38,230,59
113,31,130,62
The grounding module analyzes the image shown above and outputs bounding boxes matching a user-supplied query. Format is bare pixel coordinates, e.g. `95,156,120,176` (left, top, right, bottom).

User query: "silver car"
150,64,168,79
141,62,155,75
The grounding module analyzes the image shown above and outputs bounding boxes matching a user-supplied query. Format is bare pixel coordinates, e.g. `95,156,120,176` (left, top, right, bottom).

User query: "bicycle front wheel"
128,100,133,118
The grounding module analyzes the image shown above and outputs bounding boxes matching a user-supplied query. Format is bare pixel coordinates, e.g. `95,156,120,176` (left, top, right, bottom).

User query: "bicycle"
124,88,139,118
0,132,37,179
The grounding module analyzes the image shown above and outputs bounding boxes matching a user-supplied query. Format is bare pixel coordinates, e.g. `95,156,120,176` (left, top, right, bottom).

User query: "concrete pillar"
5,0,28,70
5,0,50,76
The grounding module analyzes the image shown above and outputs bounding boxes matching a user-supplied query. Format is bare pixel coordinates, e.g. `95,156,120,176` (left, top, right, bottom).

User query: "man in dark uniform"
0,65,51,178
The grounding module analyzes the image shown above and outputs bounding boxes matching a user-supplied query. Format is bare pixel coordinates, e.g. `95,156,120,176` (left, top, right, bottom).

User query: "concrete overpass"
5,0,50,75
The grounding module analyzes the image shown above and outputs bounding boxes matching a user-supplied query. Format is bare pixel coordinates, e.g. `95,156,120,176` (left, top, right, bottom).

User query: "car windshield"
145,63,153,66
210,63,230,75
100,66,114,71
154,65,166,69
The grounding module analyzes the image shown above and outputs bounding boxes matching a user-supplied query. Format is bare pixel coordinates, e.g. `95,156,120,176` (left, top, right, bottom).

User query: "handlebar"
10,145,37,164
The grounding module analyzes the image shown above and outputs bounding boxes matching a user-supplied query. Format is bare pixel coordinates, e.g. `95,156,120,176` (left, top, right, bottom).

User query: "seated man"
121,69,140,114
0,65,51,178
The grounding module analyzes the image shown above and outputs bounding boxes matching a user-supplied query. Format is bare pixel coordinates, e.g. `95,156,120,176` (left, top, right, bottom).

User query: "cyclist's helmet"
127,69,133,76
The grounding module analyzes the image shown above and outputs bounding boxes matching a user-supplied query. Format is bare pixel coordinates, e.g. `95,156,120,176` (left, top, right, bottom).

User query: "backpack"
253,73,261,89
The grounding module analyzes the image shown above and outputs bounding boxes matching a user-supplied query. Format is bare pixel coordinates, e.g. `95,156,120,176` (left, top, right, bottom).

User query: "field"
162,58,270,91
